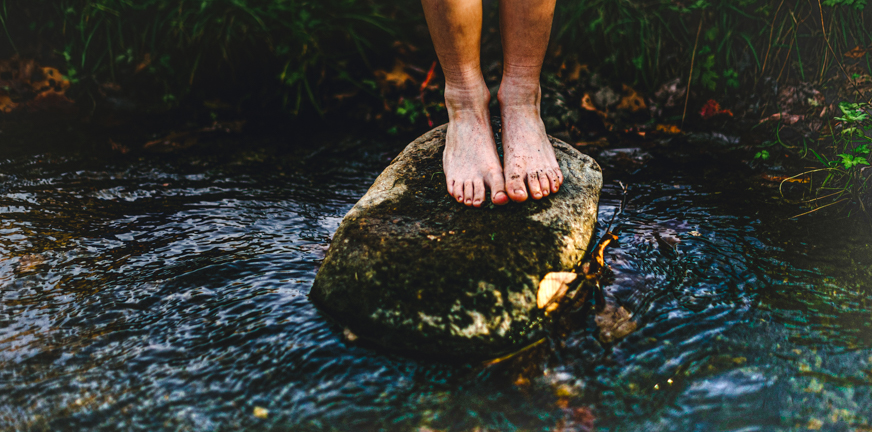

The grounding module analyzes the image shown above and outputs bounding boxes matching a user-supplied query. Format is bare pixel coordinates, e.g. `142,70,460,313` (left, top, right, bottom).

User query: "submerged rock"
310,124,602,360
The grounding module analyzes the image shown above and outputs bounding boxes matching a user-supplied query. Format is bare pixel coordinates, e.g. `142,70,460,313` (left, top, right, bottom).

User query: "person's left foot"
498,81,563,203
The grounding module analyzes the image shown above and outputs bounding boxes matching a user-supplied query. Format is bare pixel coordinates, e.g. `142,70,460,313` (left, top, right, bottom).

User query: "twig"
816,0,870,103
682,17,703,127
601,180,628,237
789,197,848,219
759,0,786,83
778,167,836,198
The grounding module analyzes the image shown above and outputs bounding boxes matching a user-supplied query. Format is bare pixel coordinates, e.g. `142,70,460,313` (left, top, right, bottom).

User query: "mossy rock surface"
310,124,602,361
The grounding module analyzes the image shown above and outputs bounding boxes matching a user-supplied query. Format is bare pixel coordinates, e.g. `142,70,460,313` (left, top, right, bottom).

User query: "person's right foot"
443,78,509,207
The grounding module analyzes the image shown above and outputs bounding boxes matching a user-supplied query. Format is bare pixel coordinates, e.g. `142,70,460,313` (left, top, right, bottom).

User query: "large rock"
310,124,602,360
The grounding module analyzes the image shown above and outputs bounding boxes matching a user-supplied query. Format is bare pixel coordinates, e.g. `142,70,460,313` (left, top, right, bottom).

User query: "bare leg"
422,0,508,207
498,0,563,202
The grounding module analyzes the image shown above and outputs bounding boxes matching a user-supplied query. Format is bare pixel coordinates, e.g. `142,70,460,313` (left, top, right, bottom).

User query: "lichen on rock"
309,124,602,361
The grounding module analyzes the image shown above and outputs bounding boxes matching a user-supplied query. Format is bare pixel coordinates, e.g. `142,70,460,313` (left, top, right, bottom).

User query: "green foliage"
822,0,867,10
836,102,869,123
2,0,410,112
552,0,871,96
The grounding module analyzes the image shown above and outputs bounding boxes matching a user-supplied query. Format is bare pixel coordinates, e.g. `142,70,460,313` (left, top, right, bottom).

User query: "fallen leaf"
562,60,588,82
143,131,198,152
616,84,646,112
537,272,578,311
17,254,45,273
0,93,17,113
580,93,599,112
553,406,596,432
374,60,415,90
688,231,701,236
134,53,152,74
109,139,131,154
30,67,69,93
700,99,733,120
761,174,809,184
845,46,868,59
591,233,618,272
653,78,686,108
343,327,358,342
758,112,804,125
595,303,637,343
654,124,682,134
253,406,269,419
23,90,76,113
807,418,823,430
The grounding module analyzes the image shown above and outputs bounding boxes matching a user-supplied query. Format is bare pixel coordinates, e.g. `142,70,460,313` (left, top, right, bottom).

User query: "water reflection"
0,131,870,431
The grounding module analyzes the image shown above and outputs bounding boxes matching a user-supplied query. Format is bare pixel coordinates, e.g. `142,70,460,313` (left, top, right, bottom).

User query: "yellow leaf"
253,406,269,419
0,93,16,113
537,272,577,310
373,60,415,89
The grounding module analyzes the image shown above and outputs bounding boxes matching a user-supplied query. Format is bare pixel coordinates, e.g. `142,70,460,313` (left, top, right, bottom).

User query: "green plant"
791,102,872,218
1,0,413,113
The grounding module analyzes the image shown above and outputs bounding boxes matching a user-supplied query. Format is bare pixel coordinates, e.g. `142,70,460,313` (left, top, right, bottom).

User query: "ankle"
444,78,490,118
497,78,541,108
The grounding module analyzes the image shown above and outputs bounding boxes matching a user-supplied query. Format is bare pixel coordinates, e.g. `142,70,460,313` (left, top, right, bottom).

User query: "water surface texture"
1,128,871,431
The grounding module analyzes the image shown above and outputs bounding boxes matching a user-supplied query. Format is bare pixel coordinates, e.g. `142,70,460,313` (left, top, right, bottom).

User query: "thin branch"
682,16,703,127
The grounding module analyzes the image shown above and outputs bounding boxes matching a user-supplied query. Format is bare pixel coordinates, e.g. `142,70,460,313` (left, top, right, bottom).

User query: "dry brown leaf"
135,53,152,74
580,93,599,112
537,272,578,310
562,61,588,82
655,124,682,134
845,46,868,59
30,67,69,93
761,174,809,184
374,60,415,89
23,90,75,113
759,112,804,125
17,254,45,273
143,131,198,152
109,139,131,154
595,303,637,343
616,84,646,112
0,93,16,113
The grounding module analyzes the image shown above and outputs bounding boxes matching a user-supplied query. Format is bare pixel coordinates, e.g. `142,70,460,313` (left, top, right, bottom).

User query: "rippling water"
1,125,871,431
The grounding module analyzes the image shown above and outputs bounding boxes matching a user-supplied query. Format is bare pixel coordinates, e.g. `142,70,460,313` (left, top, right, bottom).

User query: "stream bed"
1,123,871,431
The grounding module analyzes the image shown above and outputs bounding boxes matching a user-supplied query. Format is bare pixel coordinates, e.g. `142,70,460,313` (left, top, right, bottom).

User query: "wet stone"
310,124,603,361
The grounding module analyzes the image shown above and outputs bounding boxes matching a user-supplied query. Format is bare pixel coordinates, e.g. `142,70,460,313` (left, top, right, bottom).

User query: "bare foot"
499,81,563,202
443,79,509,207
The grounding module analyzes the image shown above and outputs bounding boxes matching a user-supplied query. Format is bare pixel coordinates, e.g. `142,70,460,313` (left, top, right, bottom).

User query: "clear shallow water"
1,126,871,431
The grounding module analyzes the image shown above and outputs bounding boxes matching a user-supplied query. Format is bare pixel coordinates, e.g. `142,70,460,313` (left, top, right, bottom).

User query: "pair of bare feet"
443,77,563,207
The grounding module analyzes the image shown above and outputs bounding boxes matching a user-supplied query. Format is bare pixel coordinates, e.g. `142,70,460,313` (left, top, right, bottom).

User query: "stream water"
1,123,871,431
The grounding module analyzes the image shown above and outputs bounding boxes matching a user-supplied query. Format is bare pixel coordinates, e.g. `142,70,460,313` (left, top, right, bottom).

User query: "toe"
472,178,486,207
453,181,464,203
527,171,543,200
463,180,474,206
555,167,564,188
538,169,551,196
548,168,560,193
487,170,509,205
506,172,528,202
